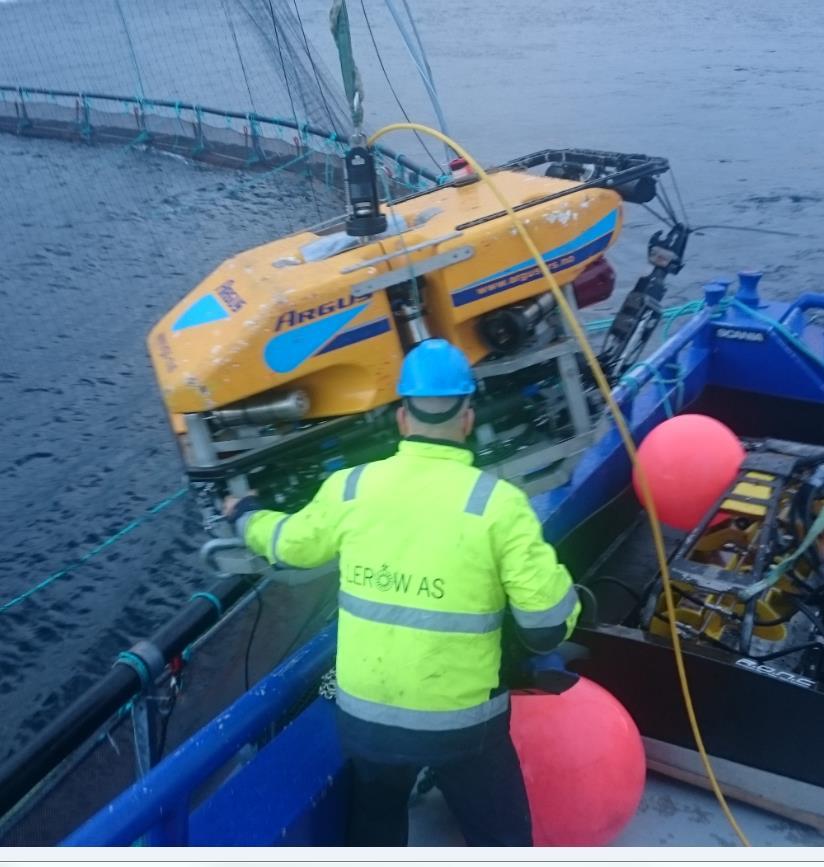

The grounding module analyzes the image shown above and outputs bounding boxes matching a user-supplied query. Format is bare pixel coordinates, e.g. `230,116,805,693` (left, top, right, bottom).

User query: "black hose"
588,576,642,602
0,571,257,819
788,595,824,637
573,584,599,625
241,577,265,692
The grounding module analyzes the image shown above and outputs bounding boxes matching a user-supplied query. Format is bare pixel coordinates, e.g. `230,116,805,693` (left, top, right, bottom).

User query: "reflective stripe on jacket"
241,438,579,749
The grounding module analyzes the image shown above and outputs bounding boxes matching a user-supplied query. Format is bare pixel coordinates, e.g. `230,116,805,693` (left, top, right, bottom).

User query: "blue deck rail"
63,624,336,846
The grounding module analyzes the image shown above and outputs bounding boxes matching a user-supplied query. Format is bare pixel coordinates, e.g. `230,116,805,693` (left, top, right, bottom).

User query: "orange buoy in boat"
632,414,745,531
510,680,645,846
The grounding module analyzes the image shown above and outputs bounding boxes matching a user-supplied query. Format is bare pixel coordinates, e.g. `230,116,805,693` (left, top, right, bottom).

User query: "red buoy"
511,680,645,846
632,414,745,531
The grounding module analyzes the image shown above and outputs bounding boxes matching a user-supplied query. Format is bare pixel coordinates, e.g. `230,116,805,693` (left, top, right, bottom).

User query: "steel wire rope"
221,0,258,114
692,223,810,238
668,170,691,226
656,178,680,224
265,0,299,129
359,0,443,174
368,121,751,846
291,0,340,136
114,0,146,102
250,0,323,225
640,201,675,227
261,3,324,221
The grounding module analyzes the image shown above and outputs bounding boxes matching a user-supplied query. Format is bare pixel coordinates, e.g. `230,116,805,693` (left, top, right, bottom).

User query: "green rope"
79,95,92,140
609,292,824,421
394,152,407,188
739,506,824,601
0,488,188,614
191,591,224,618
323,148,333,190
585,300,706,338
619,360,685,418
249,150,311,183
324,132,341,189
127,128,152,148
172,101,187,150
584,316,615,334
661,300,705,339
193,105,206,157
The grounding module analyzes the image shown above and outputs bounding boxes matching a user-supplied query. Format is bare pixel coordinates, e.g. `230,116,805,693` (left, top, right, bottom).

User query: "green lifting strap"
330,0,364,128
740,506,824,602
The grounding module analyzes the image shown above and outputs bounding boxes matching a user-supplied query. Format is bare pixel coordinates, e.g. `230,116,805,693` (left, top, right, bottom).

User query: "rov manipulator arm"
498,148,690,385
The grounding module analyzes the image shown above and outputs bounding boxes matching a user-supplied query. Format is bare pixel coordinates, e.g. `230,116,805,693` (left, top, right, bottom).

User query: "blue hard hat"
397,339,476,397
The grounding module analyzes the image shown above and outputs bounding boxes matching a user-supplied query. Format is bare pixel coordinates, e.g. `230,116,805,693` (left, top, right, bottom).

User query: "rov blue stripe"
451,232,614,308
263,304,368,374
319,317,391,355
459,209,619,290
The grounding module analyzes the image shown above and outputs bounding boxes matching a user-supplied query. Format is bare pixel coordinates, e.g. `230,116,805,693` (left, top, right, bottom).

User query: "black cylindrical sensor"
345,142,387,237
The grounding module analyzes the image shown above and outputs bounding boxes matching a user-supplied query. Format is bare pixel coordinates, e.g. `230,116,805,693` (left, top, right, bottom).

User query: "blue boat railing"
62,624,337,846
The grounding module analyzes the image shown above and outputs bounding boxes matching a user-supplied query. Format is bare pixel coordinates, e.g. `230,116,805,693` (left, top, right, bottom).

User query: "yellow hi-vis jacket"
239,438,579,760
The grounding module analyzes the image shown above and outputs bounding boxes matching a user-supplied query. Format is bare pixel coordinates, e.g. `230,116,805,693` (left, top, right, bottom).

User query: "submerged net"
0,0,433,191
0,0,351,133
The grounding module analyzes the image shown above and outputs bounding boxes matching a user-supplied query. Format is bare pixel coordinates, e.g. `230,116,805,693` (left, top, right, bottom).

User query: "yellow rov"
147,148,677,520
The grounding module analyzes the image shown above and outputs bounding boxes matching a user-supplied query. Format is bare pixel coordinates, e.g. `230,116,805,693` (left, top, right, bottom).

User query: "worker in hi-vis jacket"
224,338,580,847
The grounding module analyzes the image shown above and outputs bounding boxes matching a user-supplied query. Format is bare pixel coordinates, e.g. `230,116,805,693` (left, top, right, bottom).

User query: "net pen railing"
0,85,437,192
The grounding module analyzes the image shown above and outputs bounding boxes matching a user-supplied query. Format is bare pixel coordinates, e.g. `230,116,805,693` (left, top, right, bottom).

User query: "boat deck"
408,773,824,846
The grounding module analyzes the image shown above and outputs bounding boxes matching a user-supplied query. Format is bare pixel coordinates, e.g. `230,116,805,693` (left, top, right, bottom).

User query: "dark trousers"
346,733,532,847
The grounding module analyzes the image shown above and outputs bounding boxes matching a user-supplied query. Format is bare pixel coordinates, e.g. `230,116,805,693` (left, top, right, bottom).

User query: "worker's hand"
222,495,240,518
222,490,258,519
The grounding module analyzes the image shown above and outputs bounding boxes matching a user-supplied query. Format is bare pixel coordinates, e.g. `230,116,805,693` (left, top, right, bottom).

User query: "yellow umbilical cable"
369,122,750,846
